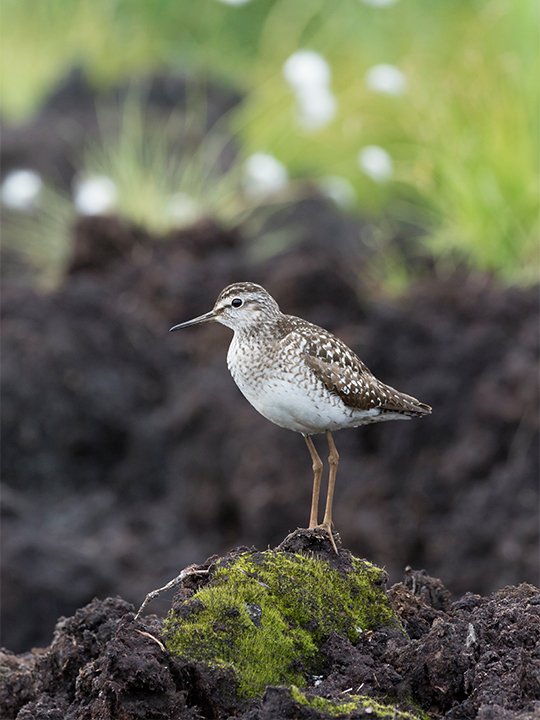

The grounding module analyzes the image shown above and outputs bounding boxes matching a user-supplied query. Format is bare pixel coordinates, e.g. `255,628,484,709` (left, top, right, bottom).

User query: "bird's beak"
169,310,217,331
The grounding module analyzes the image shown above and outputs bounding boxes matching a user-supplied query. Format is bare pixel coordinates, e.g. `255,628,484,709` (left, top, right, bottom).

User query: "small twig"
134,629,166,652
134,565,209,620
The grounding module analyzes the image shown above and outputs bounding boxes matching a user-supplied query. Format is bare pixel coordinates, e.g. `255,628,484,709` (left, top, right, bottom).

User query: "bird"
170,282,431,552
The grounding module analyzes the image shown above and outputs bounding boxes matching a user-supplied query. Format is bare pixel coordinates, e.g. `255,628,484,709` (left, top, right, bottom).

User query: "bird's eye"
231,298,243,308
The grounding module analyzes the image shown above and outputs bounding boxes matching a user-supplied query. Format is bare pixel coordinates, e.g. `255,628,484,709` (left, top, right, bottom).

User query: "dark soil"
1,531,539,720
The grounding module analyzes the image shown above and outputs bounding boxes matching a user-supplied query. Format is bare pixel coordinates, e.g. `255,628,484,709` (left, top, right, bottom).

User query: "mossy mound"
163,543,399,697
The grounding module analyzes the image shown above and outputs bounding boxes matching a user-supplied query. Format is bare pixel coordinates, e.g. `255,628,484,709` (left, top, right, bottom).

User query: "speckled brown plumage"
277,314,431,417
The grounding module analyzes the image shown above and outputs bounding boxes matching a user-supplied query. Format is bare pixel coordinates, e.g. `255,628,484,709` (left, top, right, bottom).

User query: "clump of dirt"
0,596,239,720
2,532,539,720
386,577,540,719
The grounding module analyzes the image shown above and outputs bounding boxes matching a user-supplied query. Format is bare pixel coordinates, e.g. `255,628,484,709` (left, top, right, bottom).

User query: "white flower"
361,0,399,7
365,64,407,96
243,153,288,198
357,146,394,183
283,50,336,131
215,0,252,5
74,175,117,215
319,176,356,207
283,50,332,91
296,86,337,130
1,169,43,210
166,193,201,225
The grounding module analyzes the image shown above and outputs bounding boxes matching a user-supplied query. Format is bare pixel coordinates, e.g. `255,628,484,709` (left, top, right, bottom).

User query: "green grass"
0,0,272,119
82,95,307,236
239,0,539,281
1,0,537,284
1,188,75,289
84,97,244,234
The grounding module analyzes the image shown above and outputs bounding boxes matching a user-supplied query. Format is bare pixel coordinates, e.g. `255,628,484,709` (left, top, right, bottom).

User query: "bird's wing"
280,318,430,416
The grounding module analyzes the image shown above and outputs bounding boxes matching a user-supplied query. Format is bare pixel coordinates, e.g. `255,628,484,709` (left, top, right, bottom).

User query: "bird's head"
169,282,281,333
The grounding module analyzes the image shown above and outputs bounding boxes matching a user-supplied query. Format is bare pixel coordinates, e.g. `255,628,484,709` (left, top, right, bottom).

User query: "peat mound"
1,532,539,720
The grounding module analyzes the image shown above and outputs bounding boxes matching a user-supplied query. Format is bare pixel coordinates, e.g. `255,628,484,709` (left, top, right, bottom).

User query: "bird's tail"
377,381,432,417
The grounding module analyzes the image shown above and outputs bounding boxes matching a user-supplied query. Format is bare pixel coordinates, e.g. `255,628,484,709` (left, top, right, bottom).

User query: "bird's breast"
226,334,357,434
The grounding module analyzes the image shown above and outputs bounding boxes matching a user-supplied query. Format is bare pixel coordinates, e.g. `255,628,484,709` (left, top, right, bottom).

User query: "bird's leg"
322,430,340,553
303,434,323,529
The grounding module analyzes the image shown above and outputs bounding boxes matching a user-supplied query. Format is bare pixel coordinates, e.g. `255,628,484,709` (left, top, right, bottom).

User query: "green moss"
290,686,426,719
290,686,358,717
163,549,398,697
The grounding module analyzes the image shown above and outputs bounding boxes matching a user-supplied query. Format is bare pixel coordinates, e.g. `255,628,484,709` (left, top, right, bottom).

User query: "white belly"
226,335,385,434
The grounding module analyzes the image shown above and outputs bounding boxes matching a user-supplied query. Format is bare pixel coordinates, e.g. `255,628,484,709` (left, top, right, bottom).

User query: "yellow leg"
303,434,323,529
322,430,339,553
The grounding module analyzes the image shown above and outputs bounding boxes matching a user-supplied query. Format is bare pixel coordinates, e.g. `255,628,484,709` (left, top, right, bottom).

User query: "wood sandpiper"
170,282,431,552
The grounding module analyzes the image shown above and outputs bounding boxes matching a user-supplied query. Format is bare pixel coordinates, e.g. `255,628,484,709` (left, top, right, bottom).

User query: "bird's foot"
312,521,339,554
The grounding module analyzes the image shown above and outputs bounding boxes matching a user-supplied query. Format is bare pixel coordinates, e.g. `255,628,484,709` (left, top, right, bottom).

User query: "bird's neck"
232,314,285,345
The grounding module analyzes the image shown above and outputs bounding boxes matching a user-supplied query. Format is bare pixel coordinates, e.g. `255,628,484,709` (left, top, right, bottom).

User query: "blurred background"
1,0,538,652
